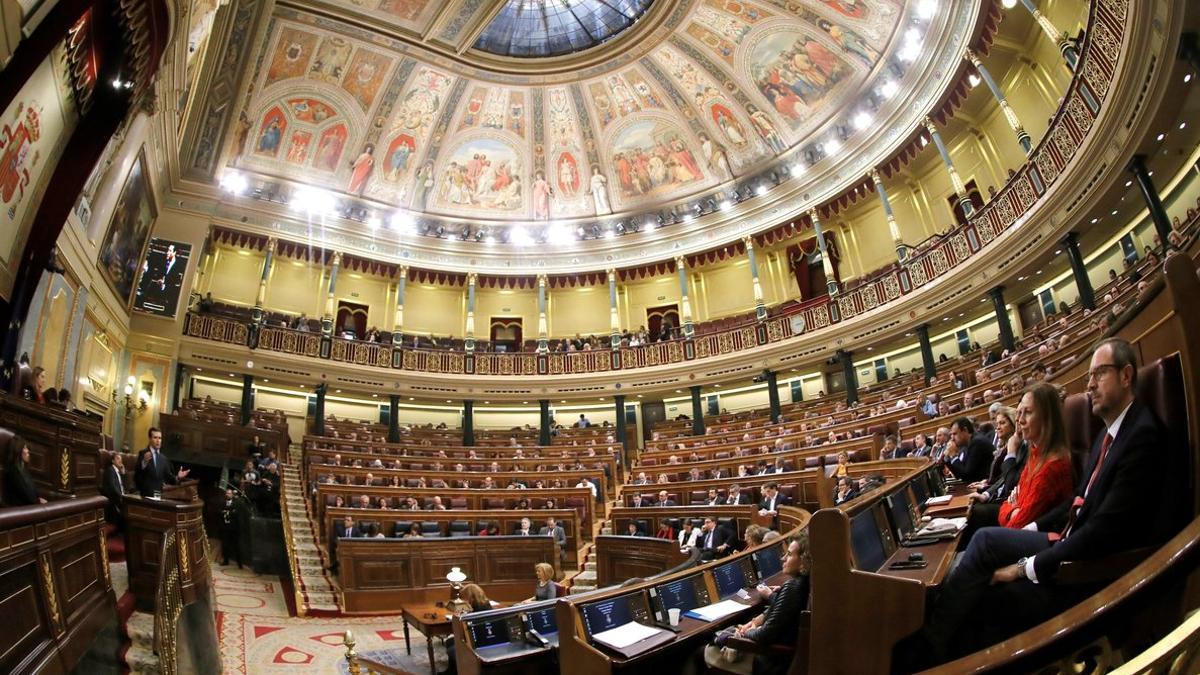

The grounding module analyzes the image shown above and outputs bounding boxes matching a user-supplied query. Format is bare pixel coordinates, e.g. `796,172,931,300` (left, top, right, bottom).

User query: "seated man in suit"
100,453,127,530
539,516,567,561
654,490,676,507
725,484,751,505
515,517,534,536
330,514,362,573
698,516,734,561
703,488,722,506
757,482,790,529
941,418,993,483
902,339,1186,666
134,428,189,497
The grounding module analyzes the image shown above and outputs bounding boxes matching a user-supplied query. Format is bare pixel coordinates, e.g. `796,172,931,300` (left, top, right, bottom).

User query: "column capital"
741,235,754,249
1126,154,1149,174
808,208,821,223
674,255,687,269
606,268,616,280
399,264,409,276
265,237,278,253
467,272,478,285
330,251,343,266
915,323,931,337
1061,231,1081,246
869,168,884,185
964,47,981,66
537,273,547,286
988,285,1006,299
922,116,938,134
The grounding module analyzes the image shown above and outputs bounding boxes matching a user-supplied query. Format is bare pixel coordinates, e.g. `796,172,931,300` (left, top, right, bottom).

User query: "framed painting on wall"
98,150,157,307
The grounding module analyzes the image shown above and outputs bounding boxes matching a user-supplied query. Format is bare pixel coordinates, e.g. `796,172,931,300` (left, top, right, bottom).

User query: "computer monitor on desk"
580,592,653,640
523,605,559,646
467,616,517,650
910,473,929,508
712,557,756,599
886,486,919,540
850,504,894,572
752,541,785,580
925,465,947,497
650,574,711,622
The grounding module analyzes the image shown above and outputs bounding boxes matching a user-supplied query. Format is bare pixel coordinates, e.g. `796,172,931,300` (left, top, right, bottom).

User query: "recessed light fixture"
1111,210,1118,215
1181,122,1188,130
1186,73,1194,83
1091,217,1099,224
1055,249,1062,255
1156,133,1165,141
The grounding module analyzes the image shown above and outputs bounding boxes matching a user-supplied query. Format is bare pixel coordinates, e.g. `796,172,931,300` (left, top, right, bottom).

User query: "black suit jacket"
946,434,993,483
700,525,734,559
983,441,1027,503
1032,402,1181,581
134,448,179,497
101,464,125,504
744,573,809,645
725,493,751,505
758,494,790,512
334,523,362,539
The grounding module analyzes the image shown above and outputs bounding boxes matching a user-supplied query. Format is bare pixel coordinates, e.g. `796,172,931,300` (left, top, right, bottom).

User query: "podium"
124,491,211,609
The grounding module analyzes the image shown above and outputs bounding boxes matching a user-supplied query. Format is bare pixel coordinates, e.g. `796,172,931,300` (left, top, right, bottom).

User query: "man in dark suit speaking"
134,427,189,497
904,339,1185,665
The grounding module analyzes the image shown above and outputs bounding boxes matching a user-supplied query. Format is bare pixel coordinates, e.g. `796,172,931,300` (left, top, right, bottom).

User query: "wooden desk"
0,392,102,497
124,495,210,608
878,538,958,588
402,601,456,675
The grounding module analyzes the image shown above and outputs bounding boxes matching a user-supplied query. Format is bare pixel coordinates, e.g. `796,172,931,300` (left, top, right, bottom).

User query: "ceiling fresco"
219,0,918,225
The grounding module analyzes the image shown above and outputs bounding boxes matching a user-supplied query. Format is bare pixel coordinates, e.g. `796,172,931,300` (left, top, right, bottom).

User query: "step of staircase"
279,466,343,615
124,612,160,675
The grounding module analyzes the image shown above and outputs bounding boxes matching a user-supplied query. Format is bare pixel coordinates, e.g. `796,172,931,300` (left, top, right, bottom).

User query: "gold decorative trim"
99,524,111,589
60,447,71,490
39,554,63,633
177,533,191,579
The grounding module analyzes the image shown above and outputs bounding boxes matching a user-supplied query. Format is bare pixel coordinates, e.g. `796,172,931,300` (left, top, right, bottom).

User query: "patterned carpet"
214,564,447,674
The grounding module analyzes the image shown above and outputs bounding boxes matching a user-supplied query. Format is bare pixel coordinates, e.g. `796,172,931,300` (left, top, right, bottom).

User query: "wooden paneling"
338,536,558,613
124,496,210,608
594,535,689,587
0,496,114,675
0,393,103,496
159,413,288,463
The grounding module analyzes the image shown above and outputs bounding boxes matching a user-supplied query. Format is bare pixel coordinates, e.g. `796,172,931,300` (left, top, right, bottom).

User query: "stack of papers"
915,517,967,537
592,621,665,650
924,495,953,506
684,599,749,621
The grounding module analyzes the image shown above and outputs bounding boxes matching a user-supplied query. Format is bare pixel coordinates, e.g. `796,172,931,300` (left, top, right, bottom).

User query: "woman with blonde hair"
521,562,560,603
442,583,493,675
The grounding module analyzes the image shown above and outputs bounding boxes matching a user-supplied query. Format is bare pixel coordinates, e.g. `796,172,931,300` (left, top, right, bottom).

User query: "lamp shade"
446,567,467,584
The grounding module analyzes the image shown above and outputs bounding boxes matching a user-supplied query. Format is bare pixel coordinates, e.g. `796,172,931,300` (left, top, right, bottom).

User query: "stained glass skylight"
474,0,655,58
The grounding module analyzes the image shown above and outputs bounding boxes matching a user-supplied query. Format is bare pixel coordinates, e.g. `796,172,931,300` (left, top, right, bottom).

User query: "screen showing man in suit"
134,238,192,317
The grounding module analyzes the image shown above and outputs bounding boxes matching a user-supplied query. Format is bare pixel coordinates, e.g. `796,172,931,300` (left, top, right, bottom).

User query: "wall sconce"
445,567,469,614
113,375,149,416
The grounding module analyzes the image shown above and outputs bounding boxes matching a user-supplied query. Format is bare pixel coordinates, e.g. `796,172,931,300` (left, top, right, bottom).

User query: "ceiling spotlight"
755,184,768,196
390,210,415,233
366,216,381,230
1001,0,1017,7
899,42,920,62
547,223,573,246
824,139,842,155
604,228,616,240
1156,133,1165,141
968,74,981,88
880,80,899,99
510,226,533,246
1186,74,1193,83
681,212,694,223
485,235,496,244
219,171,248,196
916,0,937,18
290,186,335,216
789,163,805,178
719,199,733,211
852,112,873,130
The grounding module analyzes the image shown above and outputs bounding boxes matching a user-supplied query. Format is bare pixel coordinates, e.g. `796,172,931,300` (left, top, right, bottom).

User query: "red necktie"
1057,433,1113,540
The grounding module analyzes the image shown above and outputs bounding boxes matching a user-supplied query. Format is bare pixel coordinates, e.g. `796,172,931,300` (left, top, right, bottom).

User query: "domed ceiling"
185,0,985,269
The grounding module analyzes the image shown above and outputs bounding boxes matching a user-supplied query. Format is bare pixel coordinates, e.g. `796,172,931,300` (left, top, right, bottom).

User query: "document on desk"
684,599,749,622
592,621,666,650
924,495,953,506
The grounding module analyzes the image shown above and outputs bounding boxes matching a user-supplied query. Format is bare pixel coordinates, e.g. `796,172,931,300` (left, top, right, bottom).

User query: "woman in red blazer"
998,382,1074,529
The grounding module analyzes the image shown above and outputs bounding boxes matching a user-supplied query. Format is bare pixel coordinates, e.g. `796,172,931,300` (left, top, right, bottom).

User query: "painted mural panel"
435,137,524,213
0,48,77,269
609,119,705,201
98,151,157,307
217,0,912,223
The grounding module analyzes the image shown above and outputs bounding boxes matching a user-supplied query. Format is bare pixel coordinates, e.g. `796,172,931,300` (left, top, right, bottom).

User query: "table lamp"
446,567,469,614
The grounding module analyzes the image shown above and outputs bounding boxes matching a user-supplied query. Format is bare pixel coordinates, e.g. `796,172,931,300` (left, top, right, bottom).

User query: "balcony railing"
181,0,1124,378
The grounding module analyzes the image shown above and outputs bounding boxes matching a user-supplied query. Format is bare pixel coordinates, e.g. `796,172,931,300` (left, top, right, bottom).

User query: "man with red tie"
903,338,1185,666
